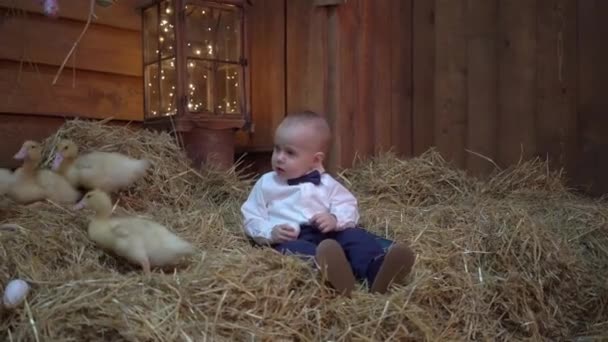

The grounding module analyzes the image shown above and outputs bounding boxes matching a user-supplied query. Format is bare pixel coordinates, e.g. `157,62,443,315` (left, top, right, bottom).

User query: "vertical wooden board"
412,0,435,155
286,0,327,115
434,0,467,168
576,0,608,195
335,0,359,168
465,0,498,177
390,0,413,157
326,6,340,170
370,0,392,153
235,0,285,151
535,0,578,175
497,0,537,167
354,0,374,158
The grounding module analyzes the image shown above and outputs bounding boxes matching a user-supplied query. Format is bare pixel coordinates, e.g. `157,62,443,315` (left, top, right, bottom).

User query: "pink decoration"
41,0,59,18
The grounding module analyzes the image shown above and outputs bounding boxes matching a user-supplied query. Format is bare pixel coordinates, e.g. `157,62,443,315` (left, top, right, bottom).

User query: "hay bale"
1,119,608,341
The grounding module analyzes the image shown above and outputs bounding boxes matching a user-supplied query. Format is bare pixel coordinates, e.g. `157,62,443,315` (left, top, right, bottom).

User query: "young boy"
240,111,416,296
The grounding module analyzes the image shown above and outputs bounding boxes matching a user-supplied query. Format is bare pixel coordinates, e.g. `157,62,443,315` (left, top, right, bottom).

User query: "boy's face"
271,122,323,180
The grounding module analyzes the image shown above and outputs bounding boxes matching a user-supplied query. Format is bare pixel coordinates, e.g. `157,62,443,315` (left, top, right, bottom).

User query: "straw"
1,119,607,341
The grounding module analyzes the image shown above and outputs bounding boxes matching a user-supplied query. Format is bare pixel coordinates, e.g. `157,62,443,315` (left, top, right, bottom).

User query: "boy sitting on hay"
241,111,416,296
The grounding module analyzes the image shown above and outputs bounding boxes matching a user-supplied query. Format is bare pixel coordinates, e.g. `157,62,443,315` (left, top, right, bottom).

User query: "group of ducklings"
0,139,195,275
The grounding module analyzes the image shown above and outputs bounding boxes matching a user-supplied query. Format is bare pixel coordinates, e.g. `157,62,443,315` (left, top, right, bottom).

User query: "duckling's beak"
72,199,86,211
51,153,64,171
13,146,27,160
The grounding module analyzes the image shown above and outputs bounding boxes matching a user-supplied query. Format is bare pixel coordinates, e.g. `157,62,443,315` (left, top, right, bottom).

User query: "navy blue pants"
273,224,386,285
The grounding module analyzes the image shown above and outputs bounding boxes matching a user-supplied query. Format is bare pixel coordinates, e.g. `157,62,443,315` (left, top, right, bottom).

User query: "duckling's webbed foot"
140,258,151,275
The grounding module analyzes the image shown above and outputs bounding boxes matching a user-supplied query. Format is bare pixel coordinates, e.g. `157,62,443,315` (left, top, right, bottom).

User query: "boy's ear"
313,151,325,165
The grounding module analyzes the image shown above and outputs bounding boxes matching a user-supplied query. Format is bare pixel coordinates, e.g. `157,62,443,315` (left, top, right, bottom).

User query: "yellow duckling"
7,141,80,204
52,139,151,193
74,189,195,274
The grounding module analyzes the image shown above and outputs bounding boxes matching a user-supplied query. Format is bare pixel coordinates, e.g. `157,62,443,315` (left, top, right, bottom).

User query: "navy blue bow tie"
287,170,321,186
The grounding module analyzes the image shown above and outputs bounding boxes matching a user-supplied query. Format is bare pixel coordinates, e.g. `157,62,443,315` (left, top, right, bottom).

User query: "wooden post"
316,0,344,173
326,5,340,172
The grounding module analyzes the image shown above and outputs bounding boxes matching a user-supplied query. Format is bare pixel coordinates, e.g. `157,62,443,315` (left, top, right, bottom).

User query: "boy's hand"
271,224,298,243
311,213,338,233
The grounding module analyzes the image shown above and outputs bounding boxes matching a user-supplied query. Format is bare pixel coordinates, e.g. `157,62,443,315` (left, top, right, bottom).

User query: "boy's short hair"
281,111,332,153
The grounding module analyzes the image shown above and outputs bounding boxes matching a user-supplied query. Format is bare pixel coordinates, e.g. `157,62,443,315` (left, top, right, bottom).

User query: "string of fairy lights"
145,1,242,118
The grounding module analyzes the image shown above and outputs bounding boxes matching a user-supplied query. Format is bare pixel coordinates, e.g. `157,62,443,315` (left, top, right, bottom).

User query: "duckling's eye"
63,146,68,150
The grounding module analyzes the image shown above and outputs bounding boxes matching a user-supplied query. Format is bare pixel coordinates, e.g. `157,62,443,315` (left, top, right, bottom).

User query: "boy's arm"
327,178,360,230
241,177,276,245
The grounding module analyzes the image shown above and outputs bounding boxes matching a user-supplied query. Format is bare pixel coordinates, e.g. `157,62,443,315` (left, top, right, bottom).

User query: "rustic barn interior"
2,1,608,340
0,0,606,195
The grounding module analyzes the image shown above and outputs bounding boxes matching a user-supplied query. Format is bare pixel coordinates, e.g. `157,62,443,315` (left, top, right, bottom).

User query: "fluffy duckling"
0,168,15,195
7,141,80,204
74,189,195,274
52,139,151,193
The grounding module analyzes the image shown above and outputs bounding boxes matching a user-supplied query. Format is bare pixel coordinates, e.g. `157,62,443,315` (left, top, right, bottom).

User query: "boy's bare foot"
370,244,416,294
315,239,356,297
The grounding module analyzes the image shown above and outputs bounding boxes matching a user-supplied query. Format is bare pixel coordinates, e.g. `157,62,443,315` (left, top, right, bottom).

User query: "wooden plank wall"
412,0,581,182
0,0,143,121
283,0,607,195
1,0,606,194
236,0,285,150
576,0,608,195
332,0,413,168
240,0,414,173
238,0,330,154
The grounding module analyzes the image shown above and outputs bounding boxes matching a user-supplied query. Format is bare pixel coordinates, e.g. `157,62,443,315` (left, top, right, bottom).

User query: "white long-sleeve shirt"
240,170,360,244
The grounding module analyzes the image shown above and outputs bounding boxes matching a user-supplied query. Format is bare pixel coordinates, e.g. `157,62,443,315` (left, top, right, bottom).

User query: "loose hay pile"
1,119,608,341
